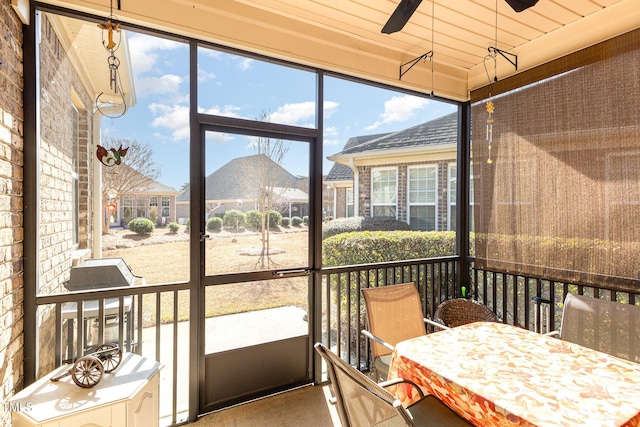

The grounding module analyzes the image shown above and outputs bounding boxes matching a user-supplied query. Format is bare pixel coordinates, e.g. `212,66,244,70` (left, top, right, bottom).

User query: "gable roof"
326,113,457,180
340,113,457,156
177,154,301,202
325,133,390,182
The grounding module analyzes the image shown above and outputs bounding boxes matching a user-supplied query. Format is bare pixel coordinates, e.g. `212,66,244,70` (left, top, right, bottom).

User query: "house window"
408,165,437,230
122,196,133,224
448,164,456,231
135,196,147,218
371,167,397,219
162,196,170,219
346,188,354,217
149,196,158,222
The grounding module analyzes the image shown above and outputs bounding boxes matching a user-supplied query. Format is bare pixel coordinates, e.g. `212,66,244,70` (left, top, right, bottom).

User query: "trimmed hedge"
223,210,245,227
207,217,223,230
245,209,282,229
128,218,155,235
322,216,412,240
323,230,456,267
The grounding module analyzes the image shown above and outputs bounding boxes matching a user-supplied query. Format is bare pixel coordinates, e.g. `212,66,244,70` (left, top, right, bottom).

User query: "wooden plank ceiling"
43,0,640,101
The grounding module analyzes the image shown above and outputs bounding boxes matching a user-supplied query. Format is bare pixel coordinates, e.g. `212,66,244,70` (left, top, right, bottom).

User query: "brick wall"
338,187,347,218
37,13,95,375
0,1,24,425
357,158,456,230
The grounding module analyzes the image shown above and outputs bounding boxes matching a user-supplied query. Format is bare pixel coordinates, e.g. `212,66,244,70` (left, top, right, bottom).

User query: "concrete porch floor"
190,384,341,426
137,306,340,426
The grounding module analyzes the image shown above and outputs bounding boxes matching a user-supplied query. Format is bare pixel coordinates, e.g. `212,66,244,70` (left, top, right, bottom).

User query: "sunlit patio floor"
138,306,340,426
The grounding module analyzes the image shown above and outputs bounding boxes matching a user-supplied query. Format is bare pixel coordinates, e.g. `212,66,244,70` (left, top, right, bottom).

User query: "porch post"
455,102,472,297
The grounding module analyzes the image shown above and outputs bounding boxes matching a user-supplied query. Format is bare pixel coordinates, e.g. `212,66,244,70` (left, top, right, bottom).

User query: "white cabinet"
9,353,161,427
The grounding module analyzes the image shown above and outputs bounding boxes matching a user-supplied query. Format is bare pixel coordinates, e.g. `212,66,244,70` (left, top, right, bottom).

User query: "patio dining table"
388,321,640,426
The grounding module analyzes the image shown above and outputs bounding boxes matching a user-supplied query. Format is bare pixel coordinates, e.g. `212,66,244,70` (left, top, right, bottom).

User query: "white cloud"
266,101,339,126
136,74,183,98
149,103,190,141
366,95,430,130
237,58,254,71
148,103,246,142
128,34,183,75
324,101,339,118
198,66,217,83
199,105,244,118
268,102,315,125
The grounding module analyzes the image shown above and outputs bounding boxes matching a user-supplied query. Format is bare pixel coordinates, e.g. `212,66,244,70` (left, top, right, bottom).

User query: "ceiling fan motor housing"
505,0,539,12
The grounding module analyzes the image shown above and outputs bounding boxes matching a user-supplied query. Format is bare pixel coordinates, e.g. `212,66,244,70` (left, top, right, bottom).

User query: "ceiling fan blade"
504,0,539,12
381,0,423,34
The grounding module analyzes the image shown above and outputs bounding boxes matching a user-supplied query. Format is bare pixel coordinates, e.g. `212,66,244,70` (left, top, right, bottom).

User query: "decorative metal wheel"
71,355,104,388
96,343,122,373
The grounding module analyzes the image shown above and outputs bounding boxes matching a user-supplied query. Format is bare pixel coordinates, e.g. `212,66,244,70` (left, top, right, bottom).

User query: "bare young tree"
250,113,290,268
101,138,161,233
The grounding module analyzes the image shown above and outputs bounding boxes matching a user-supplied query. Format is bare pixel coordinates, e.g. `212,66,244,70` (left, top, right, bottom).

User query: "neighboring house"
326,113,458,231
116,179,179,227
176,154,309,222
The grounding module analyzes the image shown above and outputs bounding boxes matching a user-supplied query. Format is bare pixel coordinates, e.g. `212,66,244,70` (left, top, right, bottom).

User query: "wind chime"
96,0,129,167
483,0,518,164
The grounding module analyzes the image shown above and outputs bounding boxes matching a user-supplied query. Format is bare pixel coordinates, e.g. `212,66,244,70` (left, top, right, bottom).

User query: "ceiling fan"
381,0,540,34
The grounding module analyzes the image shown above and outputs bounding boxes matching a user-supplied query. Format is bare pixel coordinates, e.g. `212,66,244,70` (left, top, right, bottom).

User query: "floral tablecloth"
388,322,640,426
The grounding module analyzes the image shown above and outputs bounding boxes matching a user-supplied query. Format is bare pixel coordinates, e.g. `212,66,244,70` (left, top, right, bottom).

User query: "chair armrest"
424,317,450,330
361,329,395,351
379,377,425,398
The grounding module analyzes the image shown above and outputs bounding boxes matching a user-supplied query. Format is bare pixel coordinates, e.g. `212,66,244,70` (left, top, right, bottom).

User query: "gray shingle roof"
325,133,390,181
339,112,457,155
177,154,300,202
325,113,457,182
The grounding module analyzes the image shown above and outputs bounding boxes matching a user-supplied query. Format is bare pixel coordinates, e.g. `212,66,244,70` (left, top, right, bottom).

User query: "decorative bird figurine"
96,144,128,166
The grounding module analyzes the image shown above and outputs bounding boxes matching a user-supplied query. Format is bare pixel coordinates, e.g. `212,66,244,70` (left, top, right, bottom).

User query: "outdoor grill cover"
67,258,143,290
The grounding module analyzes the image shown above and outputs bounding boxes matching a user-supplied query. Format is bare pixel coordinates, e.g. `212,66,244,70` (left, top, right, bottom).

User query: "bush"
245,210,262,229
244,210,282,228
322,230,456,267
268,210,282,228
223,210,246,228
168,222,179,234
128,218,155,235
302,216,309,225
291,216,303,226
185,218,190,231
280,217,291,227
322,216,412,240
207,217,223,230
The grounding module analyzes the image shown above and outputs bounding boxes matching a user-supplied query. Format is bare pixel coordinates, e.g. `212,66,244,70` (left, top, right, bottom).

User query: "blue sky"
101,31,456,190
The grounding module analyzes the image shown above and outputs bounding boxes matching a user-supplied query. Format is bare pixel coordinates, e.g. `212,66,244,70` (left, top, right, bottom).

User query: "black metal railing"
36,282,190,426
34,255,640,425
320,256,460,370
319,257,640,373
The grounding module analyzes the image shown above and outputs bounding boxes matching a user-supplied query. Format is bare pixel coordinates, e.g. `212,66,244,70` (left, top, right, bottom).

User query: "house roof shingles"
325,113,457,182
177,154,301,202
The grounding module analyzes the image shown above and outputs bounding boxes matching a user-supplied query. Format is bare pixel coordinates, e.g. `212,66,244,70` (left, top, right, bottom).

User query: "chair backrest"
314,342,411,427
560,293,640,363
434,298,498,328
361,283,427,360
